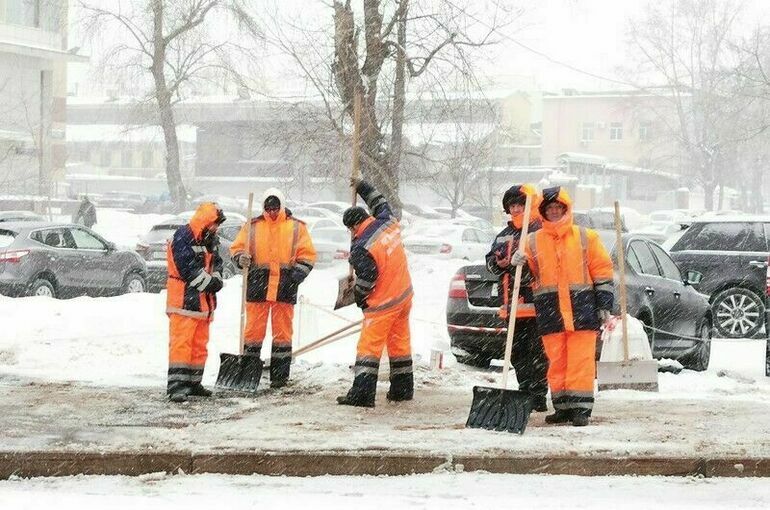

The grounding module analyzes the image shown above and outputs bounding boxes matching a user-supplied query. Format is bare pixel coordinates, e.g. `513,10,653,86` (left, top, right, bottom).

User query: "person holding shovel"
229,188,316,389
337,178,413,408
166,202,227,403
512,186,614,426
485,184,549,412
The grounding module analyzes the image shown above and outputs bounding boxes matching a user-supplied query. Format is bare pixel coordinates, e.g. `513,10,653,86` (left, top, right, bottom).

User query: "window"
649,244,682,282
639,121,651,142
610,122,623,141
6,0,37,27
673,222,753,252
69,228,106,250
34,228,74,249
142,150,154,168
0,230,16,248
628,241,660,276
581,122,595,142
626,247,643,274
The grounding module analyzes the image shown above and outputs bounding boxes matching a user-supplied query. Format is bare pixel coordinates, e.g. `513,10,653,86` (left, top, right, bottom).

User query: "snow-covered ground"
1,210,769,459
2,472,770,509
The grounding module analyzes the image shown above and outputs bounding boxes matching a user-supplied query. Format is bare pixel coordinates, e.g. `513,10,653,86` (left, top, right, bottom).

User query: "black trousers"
511,318,549,397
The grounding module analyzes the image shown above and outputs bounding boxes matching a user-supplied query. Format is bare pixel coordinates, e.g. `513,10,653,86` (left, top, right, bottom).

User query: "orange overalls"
340,181,413,407
166,203,225,396
524,187,614,417
230,207,316,383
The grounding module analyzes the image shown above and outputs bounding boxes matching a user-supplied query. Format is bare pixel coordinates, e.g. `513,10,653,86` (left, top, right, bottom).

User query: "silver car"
0,222,147,298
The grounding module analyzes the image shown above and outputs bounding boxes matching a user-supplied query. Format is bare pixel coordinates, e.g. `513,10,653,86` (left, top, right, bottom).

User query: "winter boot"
544,409,573,424
531,395,548,413
270,345,292,388
337,370,377,408
168,387,189,403
189,383,212,397
387,368,414,402
571,409,590,427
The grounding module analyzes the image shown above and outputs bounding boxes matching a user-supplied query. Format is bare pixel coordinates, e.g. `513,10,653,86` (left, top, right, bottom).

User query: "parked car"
291,206,339,222
94,191,147,210
0,221,147,298
304,217,343,233
433,207,475,219
632,223,688,245
136,216,244,292
574,209,628,232
311,226,350,267
447,234,712,371
449,217,496,235
0,211,46,223
402,203,449,220
403,224,492,260
669,216,770,339
307,201,351,215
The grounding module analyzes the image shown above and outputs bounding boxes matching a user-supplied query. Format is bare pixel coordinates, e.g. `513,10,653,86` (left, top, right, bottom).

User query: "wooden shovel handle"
501,194,532,389
239,192,254,355
614,201,630,363
293,320,363,357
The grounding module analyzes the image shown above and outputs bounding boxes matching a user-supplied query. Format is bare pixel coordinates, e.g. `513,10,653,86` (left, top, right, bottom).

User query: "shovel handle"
501,194,532,390
239,193,254,355
614,201,630,363
293,320,363,357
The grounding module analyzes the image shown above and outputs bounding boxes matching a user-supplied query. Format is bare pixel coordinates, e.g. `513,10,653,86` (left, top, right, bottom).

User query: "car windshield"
146,224,180,243
0,229,16,248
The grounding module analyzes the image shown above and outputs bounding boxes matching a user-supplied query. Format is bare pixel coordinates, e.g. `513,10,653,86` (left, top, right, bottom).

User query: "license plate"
152,251,166,260
409,245,434,254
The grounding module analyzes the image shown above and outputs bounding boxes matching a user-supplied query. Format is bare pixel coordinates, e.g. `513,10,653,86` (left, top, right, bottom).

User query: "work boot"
387,370,414,402
531,395,548,412
544,409,573,424
270,379,288,389
572,410,590,427
336,394,375,408
169,391,188,403
188,383,212,397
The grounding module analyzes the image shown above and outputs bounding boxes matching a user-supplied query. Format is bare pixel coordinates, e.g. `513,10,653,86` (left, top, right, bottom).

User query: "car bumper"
0,281,28,297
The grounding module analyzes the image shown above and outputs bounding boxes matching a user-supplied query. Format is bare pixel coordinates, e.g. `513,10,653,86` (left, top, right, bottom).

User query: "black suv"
669,216,770,339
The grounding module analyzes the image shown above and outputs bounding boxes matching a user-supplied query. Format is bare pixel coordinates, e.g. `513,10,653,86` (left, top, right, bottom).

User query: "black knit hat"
263,195,281,211
342,206,370,228
502,185,526,212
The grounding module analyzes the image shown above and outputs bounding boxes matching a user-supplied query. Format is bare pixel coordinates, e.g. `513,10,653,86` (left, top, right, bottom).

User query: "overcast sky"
68,0,770,96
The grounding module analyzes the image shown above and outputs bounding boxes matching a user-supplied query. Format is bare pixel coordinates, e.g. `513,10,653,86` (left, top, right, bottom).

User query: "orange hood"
189,202,225,240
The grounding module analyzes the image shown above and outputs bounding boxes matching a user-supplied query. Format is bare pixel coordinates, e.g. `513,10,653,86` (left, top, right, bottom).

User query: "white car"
403,224,493,260
433,207,475,219
304,217,343,232
307,201,351,215
291,206,339,222
311,226,350,266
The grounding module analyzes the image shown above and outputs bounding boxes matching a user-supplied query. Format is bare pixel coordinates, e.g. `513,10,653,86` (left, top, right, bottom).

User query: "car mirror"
684,270,703,286
105,241,116,252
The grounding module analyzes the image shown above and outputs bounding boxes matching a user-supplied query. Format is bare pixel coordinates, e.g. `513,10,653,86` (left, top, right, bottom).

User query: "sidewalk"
2,367,769,478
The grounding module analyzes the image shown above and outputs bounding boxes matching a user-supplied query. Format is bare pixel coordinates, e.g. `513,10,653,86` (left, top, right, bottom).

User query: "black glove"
204,274,223,293
290,267,308,284
354,286,369,310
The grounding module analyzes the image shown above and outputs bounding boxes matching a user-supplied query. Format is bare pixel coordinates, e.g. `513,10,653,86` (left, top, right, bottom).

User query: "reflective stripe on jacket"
230,208,316,304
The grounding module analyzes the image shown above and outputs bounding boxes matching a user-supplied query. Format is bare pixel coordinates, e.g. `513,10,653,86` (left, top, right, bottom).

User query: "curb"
1,452,768,478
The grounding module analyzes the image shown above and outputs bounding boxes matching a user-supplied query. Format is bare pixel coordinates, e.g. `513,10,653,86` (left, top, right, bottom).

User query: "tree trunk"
152,0,187,211
703,181,716,211
388,1,408,216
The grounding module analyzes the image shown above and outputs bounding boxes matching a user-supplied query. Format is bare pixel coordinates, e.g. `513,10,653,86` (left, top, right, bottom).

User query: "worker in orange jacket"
337,178,413,408
166,202,227,403
485,184,549,412
512,186,614,426
230,188,316,388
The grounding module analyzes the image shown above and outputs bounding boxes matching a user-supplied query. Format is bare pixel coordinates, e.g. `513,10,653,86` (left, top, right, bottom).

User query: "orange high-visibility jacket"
349,181,412,315
524,187,614,335
230,208,316,304
166,203,225,320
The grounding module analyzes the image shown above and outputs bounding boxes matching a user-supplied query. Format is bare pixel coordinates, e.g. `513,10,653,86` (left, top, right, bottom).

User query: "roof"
402,122,496,146
690,215,770,223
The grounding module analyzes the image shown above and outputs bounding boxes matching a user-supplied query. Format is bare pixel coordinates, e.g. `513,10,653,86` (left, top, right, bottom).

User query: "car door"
626,240,676,341
649,242,699,340
68,227,118,293
31,227,81,291
742,222,770,292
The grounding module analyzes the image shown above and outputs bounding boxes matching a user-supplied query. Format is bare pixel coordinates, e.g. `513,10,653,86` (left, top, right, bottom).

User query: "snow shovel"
597,201,659,392
466,194,534,434
335,93,362,310
216,192,264,393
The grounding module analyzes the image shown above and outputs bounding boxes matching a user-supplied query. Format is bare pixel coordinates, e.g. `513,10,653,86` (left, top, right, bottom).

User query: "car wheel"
712,288,764,339
28,278,56,298
682,321,711,372
123,273,146,294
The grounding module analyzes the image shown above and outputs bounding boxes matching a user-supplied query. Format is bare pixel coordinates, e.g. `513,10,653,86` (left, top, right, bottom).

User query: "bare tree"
78,0,255,210
626,0,746,210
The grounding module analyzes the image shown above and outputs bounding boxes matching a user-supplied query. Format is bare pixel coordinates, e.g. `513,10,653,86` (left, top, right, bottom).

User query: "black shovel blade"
215,353,263,393
466,385,533,434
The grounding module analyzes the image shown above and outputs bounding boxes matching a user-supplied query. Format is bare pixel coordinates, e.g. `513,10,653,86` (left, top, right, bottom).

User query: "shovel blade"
215,353,264,393
466,385,532,434
597,360,659,392
334,274,356,310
